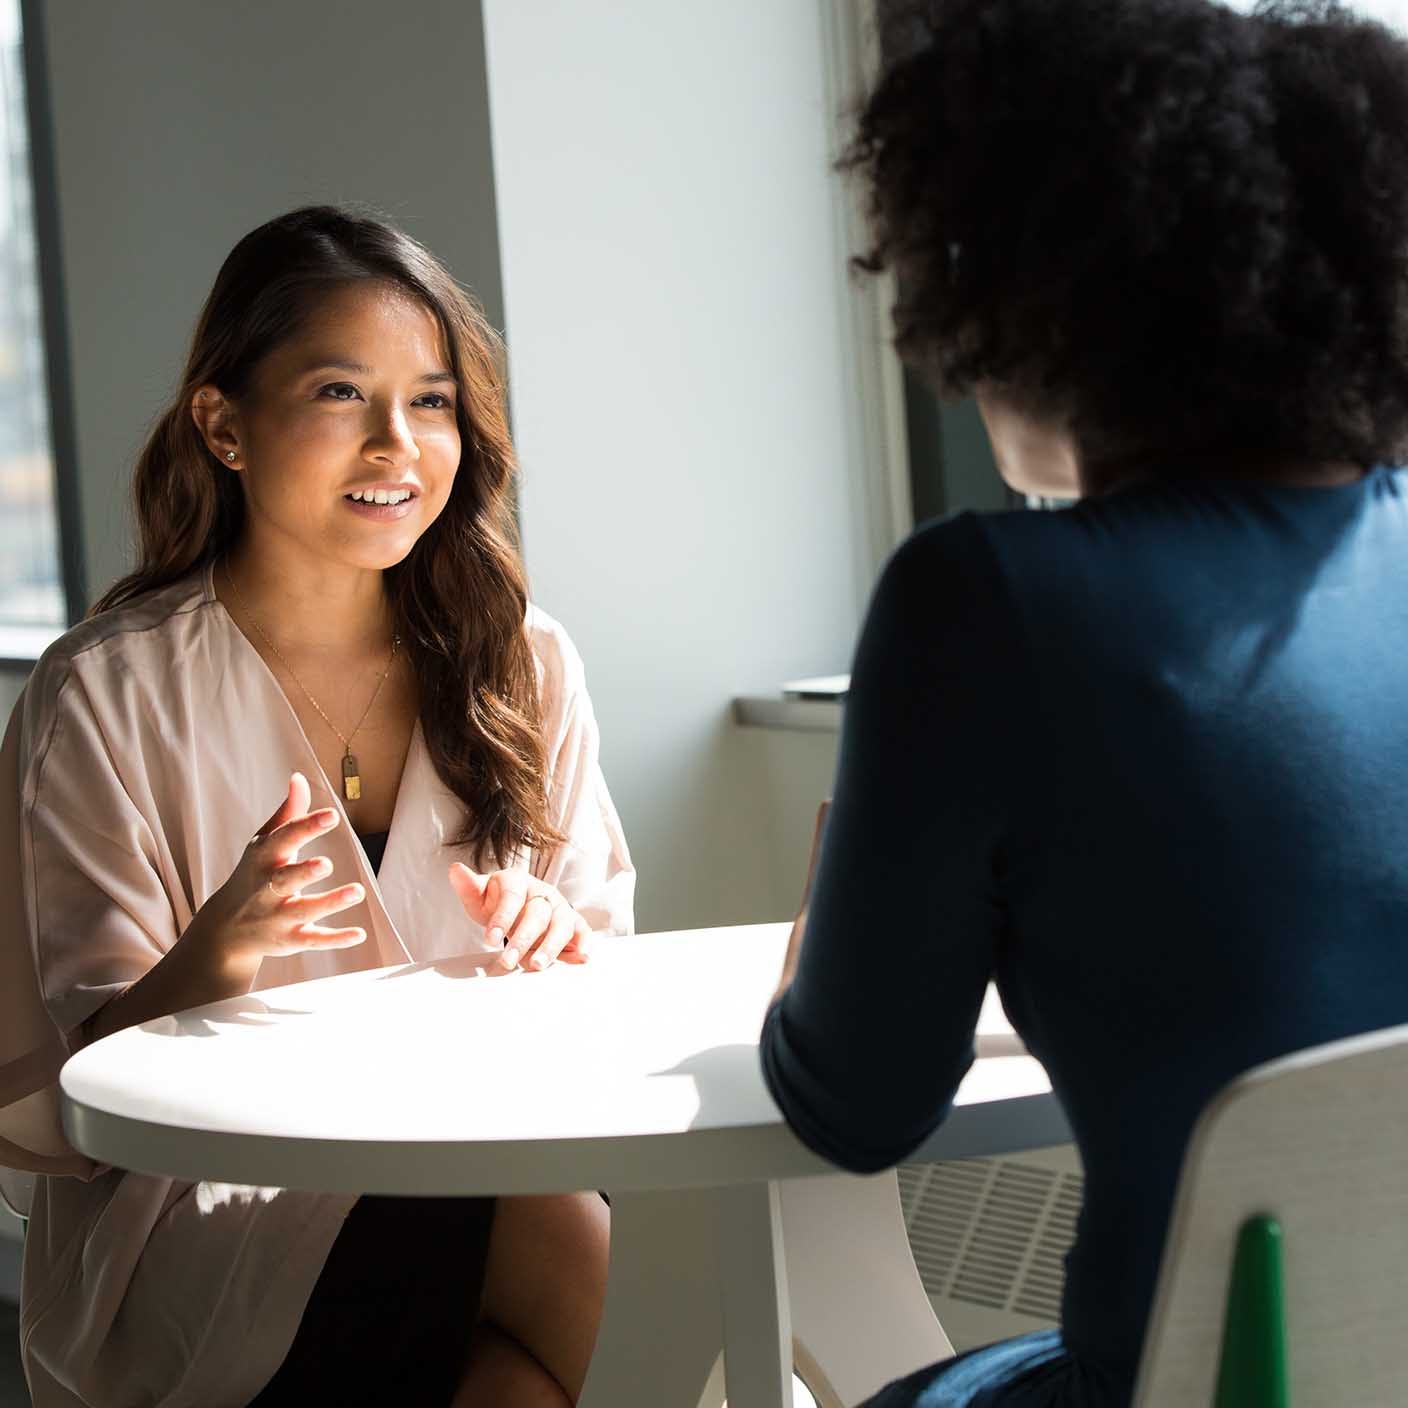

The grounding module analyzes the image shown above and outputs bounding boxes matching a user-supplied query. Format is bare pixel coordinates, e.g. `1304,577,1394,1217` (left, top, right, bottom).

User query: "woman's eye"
318,384,452,410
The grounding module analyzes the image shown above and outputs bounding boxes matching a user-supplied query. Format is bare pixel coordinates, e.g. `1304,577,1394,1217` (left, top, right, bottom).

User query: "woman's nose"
366,403,421,464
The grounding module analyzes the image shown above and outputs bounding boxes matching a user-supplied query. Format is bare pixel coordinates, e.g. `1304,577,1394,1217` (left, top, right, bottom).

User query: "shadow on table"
139,953,508,1038
138,999,318,1038
375,952,502,982
653,1043,776,1131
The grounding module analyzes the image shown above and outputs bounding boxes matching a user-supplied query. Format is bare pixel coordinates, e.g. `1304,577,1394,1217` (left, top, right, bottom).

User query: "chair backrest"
1133,1023,1408,1406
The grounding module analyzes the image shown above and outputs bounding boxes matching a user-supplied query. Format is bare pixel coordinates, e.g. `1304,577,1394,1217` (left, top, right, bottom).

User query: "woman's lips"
342,495,417,521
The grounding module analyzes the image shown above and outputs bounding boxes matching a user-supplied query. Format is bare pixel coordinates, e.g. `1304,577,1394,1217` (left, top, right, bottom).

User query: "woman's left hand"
449,863,593,975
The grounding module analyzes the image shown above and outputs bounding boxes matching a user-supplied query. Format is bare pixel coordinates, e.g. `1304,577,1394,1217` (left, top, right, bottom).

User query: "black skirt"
248,1194,497,1406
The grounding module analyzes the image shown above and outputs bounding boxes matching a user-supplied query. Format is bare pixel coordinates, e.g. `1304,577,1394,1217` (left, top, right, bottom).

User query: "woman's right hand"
199,772,367,973
84,774,368,1045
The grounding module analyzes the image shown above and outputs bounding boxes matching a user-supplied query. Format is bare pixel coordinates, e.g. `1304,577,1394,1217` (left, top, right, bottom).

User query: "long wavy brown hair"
92,204,563,867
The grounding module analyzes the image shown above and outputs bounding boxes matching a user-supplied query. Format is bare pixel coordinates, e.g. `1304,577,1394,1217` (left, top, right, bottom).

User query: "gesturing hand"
449,863,592,975
203,772,368,974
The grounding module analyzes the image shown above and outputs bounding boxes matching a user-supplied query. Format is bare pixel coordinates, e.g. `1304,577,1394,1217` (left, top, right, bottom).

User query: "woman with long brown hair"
0,204,633,1406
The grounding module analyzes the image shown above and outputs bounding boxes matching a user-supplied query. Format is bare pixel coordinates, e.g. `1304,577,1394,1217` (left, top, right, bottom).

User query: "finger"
521,902,575,970
503,892,556,969
484,873,530,948
448,863,490,923
268,855,334,898
289,923,367,950
263,807,339,862
289,771,312,820
276,881,366,924
797,798,831,914
256,772,311,841
559,913,595,964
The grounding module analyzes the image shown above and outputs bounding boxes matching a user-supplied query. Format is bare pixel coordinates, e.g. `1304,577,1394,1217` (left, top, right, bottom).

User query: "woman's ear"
190,385,242,470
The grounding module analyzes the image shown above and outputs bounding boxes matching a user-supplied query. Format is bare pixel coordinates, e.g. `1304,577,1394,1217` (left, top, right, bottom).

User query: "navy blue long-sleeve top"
761,467,1408,1403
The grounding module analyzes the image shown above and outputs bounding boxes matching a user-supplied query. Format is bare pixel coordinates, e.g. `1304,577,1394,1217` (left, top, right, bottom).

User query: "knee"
486,1192,611,1312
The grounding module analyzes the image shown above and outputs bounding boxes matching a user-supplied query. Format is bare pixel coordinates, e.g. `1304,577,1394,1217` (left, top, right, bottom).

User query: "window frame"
10,0,86,651
819,0,915,592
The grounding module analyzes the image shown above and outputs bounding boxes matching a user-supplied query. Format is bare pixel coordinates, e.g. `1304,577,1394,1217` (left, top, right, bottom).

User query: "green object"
1214,1214,1289,1408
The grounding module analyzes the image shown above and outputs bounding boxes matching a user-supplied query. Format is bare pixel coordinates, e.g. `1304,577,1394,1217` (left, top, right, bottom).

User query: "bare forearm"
84,907,260,1045
771,907,807,1007
771,801,830,1005
82,781,362,1046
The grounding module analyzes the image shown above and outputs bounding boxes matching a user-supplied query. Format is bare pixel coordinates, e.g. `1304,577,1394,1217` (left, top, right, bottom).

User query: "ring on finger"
528,893,558,911
267,871,293,899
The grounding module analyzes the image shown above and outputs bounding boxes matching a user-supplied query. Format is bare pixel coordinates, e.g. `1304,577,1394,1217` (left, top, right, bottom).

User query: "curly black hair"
845,0,1408,467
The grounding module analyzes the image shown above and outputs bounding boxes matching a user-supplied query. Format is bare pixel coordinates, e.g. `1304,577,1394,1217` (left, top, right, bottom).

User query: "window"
825,0,1019,553
0,0,70,646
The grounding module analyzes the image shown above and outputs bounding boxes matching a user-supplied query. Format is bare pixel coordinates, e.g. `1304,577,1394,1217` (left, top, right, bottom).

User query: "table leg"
580,1172,950,1408
578,1187,725,1408
781,1171,955,1407
716,1181,795,1408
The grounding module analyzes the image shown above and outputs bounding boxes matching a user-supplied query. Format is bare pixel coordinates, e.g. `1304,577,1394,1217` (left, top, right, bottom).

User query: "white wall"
483,1,868,931
32,0,503,604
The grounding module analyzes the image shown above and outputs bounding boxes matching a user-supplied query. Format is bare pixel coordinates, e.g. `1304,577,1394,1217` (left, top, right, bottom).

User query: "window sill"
733,696,843,732
0,623,66,670
733,676,847,733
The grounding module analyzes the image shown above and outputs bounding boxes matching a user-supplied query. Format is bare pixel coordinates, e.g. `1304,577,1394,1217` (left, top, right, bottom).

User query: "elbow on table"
814,1128,940,1176
771,1082,952,1176
760,1010,953,1175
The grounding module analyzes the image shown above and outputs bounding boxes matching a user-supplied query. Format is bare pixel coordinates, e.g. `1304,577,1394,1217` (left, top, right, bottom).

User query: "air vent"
898,1154,1084,1324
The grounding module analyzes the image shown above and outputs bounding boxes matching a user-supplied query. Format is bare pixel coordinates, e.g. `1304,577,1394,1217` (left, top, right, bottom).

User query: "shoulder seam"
54,595,210,666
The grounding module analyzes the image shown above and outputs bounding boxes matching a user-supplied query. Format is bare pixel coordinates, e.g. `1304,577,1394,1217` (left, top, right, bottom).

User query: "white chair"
1134,1023,1408,1407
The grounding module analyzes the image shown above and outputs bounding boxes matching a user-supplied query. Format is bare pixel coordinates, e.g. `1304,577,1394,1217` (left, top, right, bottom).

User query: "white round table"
62,923,1068,1408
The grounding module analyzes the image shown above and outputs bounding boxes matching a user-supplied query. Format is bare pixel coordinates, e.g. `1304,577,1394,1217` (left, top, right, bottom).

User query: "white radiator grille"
898,1155,1083,1324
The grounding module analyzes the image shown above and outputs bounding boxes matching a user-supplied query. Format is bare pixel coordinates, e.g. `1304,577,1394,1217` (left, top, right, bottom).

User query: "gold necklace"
223,559,400,802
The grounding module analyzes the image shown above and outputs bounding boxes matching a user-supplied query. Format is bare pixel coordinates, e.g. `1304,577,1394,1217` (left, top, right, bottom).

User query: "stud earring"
226,451,237,462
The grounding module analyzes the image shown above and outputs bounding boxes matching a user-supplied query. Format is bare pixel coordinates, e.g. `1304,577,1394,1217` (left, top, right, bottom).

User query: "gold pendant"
341,752,362,802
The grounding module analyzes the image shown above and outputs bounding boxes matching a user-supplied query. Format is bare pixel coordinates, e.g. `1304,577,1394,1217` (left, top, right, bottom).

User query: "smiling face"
201,280,463,574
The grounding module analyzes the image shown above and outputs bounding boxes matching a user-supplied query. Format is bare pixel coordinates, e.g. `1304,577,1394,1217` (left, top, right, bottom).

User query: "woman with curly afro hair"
760,1,1408,1404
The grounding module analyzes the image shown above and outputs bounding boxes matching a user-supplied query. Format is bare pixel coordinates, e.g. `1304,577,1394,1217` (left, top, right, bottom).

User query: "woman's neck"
220,540,395,657
1078,449,1368,498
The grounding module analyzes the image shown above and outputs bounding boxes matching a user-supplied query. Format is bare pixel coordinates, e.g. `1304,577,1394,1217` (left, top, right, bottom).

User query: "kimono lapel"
375,720,495,964
198,563,415,981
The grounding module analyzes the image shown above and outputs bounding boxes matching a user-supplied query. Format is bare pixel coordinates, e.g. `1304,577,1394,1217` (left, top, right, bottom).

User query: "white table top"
61,924,1067,1196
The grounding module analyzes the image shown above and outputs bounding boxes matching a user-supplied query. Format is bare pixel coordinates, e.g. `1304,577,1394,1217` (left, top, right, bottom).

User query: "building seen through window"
0,0,63,629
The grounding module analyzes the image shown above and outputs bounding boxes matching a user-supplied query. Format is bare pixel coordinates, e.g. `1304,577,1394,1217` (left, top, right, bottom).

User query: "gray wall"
483,0,869,932
906,375,1006,527
32,0,503,605
0,673,21,725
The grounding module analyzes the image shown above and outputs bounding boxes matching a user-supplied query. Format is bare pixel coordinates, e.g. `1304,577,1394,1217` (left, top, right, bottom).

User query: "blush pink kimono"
0,563,635,1407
